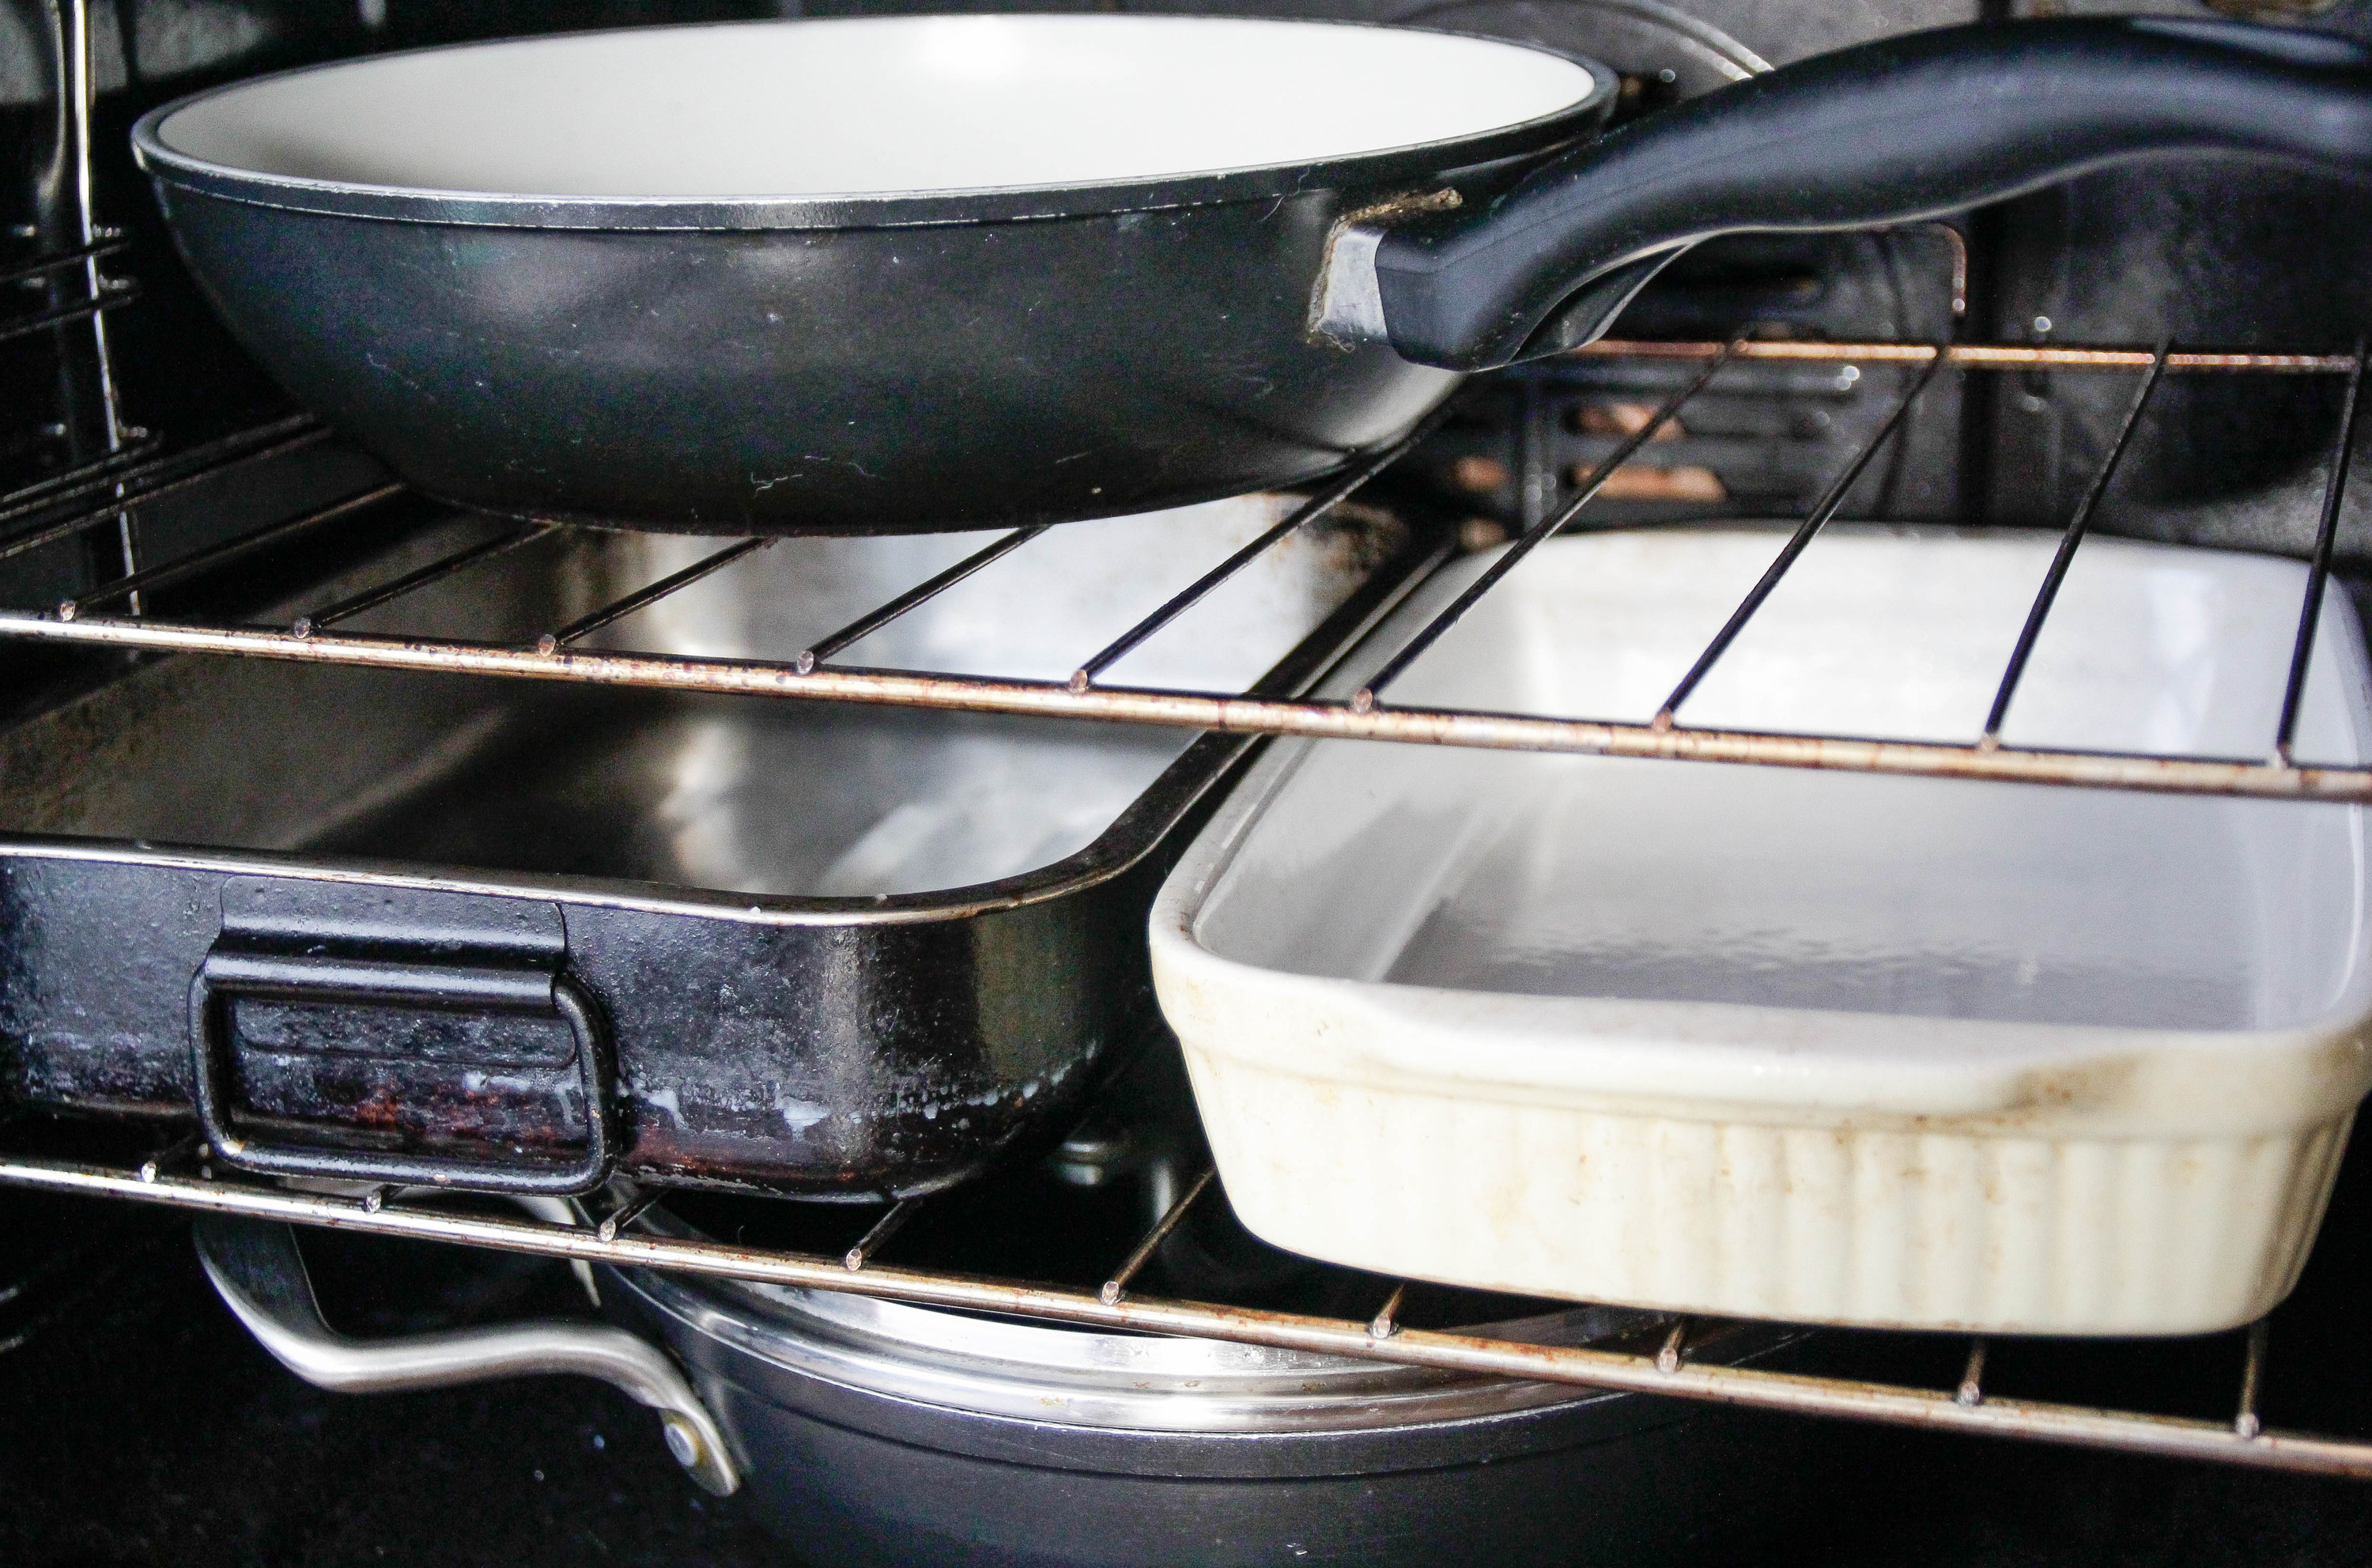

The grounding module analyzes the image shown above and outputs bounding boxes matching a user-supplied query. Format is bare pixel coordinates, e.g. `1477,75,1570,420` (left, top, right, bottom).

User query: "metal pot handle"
192,1215,740,1496
1318,17,2372,370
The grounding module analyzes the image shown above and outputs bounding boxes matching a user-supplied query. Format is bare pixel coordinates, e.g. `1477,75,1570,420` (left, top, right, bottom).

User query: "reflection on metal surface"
1566,463,1724,501
10,1150,2370,1479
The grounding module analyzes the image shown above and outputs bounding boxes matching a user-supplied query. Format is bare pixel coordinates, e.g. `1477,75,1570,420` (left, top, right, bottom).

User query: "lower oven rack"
5,334,2372,1478
1,1143,2360,1479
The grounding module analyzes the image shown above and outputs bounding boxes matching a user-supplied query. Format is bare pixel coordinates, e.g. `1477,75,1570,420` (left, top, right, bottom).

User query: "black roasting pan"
0,494,1425,1199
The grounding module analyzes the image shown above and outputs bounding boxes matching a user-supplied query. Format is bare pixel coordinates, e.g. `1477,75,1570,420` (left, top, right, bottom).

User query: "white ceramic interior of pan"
151,16,1600,198
1194,528,2372,1033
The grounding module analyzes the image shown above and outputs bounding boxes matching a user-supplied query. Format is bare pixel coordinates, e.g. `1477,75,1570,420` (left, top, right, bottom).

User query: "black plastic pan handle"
1316,18,2372,370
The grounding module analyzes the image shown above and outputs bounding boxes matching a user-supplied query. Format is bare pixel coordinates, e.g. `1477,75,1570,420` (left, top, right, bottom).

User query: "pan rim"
130,15,1618,232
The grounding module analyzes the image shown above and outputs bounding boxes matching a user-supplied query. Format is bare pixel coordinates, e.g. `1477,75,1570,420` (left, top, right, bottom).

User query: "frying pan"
132,14,2372,537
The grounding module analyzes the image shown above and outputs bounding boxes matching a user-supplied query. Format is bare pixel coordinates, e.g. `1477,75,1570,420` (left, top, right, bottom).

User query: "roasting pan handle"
188,948,618,1196
194,1215,738,1495
1320,17,2372,369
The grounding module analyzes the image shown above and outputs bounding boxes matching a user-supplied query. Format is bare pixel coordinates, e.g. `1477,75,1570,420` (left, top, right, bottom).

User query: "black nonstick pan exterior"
132,17,1615,537
140,183,1490,537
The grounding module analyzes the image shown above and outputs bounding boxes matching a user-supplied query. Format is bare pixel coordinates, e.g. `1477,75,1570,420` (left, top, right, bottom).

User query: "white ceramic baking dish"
1150,527,2372,1335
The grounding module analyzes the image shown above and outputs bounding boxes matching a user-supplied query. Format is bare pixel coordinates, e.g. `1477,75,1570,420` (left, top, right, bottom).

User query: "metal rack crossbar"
3,1144,2366,1479
0,414,326,553
0,236,128,290
0,338,2365,803
1643,347,1951,727
0,280,138,349
0,430,165,515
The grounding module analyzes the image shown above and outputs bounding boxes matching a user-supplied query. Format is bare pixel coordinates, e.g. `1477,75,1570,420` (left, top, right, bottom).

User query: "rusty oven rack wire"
0,334,2364,803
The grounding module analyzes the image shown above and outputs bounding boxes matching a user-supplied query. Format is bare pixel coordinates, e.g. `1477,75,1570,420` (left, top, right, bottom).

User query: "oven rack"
2,1139,2366,1479
0,335,2364,804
